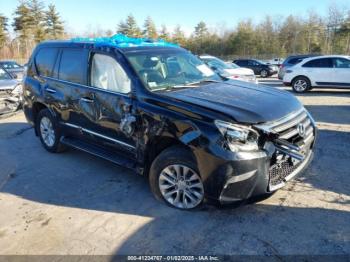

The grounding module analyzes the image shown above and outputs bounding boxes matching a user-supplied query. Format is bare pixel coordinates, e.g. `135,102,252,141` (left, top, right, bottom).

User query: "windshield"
256,60,267,65
202,57,240,70
125,49,221,91
0,68,12,80
1,61,22,69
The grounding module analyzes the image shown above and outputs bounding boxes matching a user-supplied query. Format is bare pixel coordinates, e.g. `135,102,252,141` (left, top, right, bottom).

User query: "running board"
61,137,137,171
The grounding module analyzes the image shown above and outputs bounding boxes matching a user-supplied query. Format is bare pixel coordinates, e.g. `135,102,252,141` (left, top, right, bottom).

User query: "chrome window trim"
61,122,135,150
42,76,131,97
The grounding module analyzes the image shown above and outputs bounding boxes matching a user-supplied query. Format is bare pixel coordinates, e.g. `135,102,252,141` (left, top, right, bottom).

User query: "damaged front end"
256,107,316,191
215,107,316,204
0,84,23,115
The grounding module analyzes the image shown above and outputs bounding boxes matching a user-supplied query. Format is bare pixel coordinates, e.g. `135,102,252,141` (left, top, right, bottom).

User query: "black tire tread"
36,109,66,153
148,145,203,210
292,76,311,93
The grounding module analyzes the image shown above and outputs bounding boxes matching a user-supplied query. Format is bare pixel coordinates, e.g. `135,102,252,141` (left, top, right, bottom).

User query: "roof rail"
71,34,178,48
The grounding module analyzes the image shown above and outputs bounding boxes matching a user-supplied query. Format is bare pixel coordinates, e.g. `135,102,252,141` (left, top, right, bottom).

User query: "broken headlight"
215,120,259,152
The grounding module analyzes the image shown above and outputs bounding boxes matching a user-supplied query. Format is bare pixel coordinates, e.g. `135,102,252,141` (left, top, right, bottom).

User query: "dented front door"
75,51,138,158
77,87,137,157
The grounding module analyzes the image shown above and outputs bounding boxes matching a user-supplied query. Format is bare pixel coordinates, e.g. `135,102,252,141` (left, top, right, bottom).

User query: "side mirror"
210,66,218,71
12,73,18,79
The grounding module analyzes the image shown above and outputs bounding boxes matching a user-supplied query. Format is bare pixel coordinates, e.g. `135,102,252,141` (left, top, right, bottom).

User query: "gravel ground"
0,78,349,256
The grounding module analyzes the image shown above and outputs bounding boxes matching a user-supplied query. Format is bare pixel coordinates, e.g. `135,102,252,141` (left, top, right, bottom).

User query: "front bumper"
195,111,316,204
197,143,314,205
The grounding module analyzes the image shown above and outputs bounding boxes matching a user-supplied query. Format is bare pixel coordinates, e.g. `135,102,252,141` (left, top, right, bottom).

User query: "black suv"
234,59,278,78
23,36,316,210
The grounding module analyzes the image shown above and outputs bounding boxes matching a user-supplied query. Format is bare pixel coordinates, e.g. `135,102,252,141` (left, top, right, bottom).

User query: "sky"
1,0,349,36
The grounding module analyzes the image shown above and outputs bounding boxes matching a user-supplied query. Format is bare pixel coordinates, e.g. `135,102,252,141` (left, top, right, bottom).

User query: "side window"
35,48,58,77
303,58,333,68
289,58,304,65
236,60,246,66
90,54,131,94
59,49,86,84
206,60,221,70
334,58,350,68
248,60,258,66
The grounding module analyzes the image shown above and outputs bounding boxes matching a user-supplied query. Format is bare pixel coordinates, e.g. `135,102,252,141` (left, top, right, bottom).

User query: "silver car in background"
0,67,23,115
200,55,257,83
0,60,25,80
278,55,318,80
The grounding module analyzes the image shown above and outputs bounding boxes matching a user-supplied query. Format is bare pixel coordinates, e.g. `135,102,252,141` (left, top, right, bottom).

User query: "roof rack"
71,34,178,48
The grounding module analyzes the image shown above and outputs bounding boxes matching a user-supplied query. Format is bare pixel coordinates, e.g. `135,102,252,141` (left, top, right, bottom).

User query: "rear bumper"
278,70,285,80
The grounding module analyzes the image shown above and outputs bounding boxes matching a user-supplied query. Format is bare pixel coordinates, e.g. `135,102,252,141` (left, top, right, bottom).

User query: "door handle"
80,97,94,103
45,87,56,94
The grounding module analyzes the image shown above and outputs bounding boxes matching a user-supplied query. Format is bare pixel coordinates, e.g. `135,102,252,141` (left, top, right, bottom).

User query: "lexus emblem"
297,123,306,137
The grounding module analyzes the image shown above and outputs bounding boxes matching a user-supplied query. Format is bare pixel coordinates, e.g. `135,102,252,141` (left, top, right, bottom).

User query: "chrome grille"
257,108,314,145
255,108,315,191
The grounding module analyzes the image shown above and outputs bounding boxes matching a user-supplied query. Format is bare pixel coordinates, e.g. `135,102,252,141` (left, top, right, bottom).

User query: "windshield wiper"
185,79,222,86
152,80,222,92
151,85,190,92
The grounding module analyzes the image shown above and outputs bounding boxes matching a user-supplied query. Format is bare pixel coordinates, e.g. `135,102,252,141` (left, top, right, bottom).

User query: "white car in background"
265,57,284,66
199,55,258,84
283,55,350,93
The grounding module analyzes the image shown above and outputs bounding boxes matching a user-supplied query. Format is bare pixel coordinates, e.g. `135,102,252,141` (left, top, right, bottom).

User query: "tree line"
0,1,349,62
0,0,64,60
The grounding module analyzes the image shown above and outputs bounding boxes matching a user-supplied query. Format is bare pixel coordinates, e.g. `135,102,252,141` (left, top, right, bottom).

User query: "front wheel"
149,146,204,210
260,69,268,78
292,77,311,93
36,109,65,153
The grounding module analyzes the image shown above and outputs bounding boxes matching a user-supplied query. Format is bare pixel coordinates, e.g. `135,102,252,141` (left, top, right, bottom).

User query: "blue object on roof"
71,34,178,48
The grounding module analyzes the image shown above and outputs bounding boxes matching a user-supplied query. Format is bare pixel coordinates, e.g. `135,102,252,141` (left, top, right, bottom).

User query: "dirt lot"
0,78,349,256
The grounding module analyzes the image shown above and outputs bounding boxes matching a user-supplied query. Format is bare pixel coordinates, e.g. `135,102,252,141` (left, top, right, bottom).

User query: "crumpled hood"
163,81,302,124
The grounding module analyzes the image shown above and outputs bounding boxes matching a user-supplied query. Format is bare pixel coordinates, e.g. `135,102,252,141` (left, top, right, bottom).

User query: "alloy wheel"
159,164,204,209
293,79,308,92
40,116,55,147
261,70,268,77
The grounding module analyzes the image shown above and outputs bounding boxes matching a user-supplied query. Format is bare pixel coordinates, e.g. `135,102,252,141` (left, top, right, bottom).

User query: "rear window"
302,58,333,68
59,49,87,84
235,60,247,66
288,58,305,65
35,48,58,77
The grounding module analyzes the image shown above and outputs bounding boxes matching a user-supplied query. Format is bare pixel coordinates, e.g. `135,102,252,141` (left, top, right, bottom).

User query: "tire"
149,146,204,210
36,109,65,153
260,69,268,78
292,76,311,93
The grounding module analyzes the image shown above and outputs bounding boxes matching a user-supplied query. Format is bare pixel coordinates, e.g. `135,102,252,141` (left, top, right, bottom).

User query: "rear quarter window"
302,58,333,68
59,48,87,85
288,58,304,65
35,48,58,77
